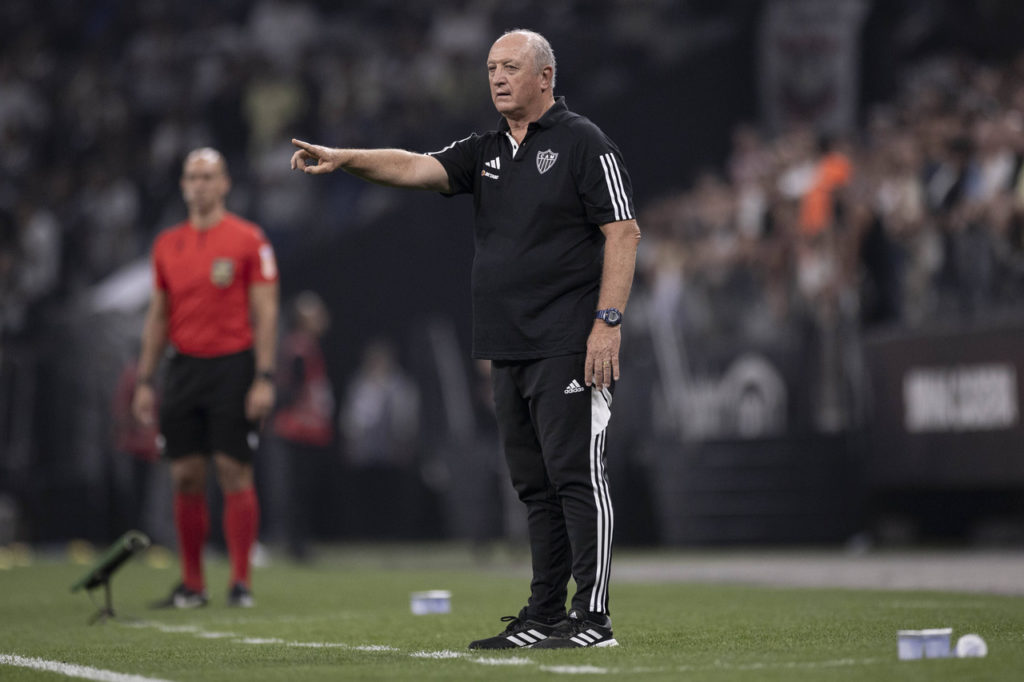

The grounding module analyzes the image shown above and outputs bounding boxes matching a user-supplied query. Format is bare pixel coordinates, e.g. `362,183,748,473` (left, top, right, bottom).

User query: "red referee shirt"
152,212,278,358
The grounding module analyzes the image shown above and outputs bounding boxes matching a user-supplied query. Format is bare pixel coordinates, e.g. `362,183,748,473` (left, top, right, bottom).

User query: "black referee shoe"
227,582,255,608
150,582,208,609
467,607,566,649
531,608,618,649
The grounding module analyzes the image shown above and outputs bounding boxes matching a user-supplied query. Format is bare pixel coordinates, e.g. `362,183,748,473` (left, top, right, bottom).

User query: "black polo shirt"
429,97,635,361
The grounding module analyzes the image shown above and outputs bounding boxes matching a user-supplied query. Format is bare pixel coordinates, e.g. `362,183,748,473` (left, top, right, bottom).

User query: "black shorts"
159,349,257,462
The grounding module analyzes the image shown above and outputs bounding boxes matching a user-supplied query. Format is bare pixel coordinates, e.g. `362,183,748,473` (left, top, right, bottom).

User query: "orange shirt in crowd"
799,151,853,237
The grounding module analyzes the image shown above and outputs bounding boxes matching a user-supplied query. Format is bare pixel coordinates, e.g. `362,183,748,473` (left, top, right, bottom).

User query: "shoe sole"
468,637,540,650
531,636,619,649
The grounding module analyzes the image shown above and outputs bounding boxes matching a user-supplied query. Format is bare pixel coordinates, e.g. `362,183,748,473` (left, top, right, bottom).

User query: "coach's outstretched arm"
290,139,450,192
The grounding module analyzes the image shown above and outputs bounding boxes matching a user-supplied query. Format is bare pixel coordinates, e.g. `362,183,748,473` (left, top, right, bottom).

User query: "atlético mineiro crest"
536,149,558,174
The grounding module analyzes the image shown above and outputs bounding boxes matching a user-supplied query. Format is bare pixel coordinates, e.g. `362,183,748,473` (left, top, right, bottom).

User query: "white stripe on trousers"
589,386,614,613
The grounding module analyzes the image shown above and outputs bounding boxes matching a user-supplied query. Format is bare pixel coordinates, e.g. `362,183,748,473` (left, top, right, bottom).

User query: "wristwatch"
594,308,623,327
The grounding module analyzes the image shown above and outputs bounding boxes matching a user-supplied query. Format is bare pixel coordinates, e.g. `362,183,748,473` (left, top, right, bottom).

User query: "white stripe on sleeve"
602,153,626,218
599,153,633,222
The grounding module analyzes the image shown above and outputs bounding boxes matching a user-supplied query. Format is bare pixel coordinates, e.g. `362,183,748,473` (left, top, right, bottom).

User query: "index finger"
291,138,315,152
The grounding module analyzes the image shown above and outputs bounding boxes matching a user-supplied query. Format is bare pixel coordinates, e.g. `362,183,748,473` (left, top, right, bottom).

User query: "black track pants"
491,353,614,619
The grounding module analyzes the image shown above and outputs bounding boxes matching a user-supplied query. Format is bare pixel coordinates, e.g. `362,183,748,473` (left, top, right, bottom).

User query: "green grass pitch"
1,545,1021,681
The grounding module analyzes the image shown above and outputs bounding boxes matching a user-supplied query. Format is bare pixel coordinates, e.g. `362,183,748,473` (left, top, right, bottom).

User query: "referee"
133,148,279,608
290,29,639,649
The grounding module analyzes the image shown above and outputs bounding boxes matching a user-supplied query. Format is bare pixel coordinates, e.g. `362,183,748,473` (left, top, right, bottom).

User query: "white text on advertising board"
903,364,1018,433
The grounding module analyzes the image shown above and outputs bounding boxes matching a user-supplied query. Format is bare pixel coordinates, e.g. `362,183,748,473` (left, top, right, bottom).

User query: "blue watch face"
598,308,622,325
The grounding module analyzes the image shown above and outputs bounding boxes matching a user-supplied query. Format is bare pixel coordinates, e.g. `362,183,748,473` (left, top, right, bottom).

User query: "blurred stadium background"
2,0,1024,554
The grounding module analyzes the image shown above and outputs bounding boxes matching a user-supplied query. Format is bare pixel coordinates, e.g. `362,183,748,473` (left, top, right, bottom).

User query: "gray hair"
503,29,557,90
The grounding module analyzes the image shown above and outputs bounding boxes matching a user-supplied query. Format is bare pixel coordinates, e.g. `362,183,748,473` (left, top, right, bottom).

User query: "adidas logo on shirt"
564,379,585,394
481,156,501,180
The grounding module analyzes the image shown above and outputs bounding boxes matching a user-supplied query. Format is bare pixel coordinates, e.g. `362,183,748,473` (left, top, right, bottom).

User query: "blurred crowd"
1,2,1021,348
0,0,490,338
640,51,1024,354
1,0,709,545
4,1,1024,543
0,0,706,341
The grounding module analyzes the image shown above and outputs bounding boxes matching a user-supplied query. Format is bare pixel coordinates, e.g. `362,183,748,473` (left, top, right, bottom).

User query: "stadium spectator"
265,291,335,561
290,28,640,650
132,148,279,609
340,338,419,471
336,338,424,539
110,355,173,548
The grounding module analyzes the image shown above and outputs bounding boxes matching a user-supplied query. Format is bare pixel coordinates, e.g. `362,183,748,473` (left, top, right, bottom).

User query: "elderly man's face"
487,33,548,118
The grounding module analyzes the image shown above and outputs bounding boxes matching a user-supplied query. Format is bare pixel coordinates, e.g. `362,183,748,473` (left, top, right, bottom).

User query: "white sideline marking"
410,650,465,659
541,665,609,674
673,657,882,674
470,656,533,666
716,655,876,667
286,642,348,648
1,654,174,682
238,637,286,645
121,620,884,675
153,625,198,634
539,657,884,676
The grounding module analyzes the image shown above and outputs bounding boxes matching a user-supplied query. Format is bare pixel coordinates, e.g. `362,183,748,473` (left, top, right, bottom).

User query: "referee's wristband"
256,370,275,383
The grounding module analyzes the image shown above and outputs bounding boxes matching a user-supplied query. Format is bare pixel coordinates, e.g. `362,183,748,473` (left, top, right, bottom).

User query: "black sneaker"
531,608,618,648
227,582,255,608
150,583,209,609
468,607,566,649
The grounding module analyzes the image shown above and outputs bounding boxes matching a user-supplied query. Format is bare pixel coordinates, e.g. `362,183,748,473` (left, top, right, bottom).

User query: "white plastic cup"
410,590,451,615
897,630,924,660
921,628,953,658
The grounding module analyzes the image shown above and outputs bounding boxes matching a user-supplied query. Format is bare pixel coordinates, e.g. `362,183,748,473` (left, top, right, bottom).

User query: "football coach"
290,28,640,649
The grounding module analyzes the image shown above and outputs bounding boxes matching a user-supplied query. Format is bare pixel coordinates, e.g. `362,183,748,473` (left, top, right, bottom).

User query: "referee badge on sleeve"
210,258,235,288
259,244,277,279
536,149,558,174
